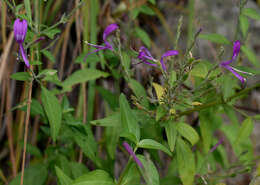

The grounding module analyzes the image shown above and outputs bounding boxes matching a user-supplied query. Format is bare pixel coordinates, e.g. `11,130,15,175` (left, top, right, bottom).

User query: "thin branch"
20,72,33,185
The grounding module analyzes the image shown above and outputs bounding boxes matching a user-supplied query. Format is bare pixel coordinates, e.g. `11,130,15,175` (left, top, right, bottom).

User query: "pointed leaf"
241,45,259,66
55,166,73,185
176,138,196,185
138,155,159,185
41,87,62,142
176,122,199,146
239,15,249,37
119,94,140,142
242,8,260,20
9,164,47,185
199,33,230,45
71,170,115,185
63,69,109,87
165,121,178,152
138,139,172,156
235,117,254,145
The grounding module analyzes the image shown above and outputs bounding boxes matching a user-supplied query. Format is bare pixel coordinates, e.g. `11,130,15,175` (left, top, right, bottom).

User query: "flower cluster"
84,24,248,82
85,24,179,72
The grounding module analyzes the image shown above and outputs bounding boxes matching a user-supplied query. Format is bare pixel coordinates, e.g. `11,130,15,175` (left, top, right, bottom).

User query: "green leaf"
90,112,120,127
41,86,62,142
121,51,131,74
235,118,254,145
71,170,115,185
235,66,260,75
135,27,151,48
42,28,61,39
148,0,156,4
69,162,89,179
129,79,149,108
96,86,119,111
105,127,120,159
137,139,172,156
242,8,260,20
253,114,260,121
165,121,177,152
70,124,99,166
120,132,138,144
15,4,24,13
169,71,176,87
221,75,237,101
62,69,109,87
55,166,73,185
120,162,141,185
156,105,167,121
199,33,230,45
31,60,42,65
138,155,159,185
139,5,155,16
23,143,42,157
241,45,259,66
199,113,213,153
24,0,32,26
190,62,208,78
41,50,55,63
176,138,195,185
11,72,32,81
9,164,47,185
119,94,140,142
176,122,199,146
37,69,57,78
239,15,249,37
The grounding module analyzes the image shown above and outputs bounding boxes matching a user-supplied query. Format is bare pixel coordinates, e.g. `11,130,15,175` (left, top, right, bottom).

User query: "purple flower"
85,23,119,56
13,18,30,68
137,46,178,71
123,141,144,168
220,40,246,83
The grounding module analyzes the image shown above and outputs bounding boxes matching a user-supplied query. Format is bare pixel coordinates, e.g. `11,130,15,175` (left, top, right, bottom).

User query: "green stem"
117,146,138,185
177,82,260,118
116,158,133,185
187,0,194,48
87,0,99,122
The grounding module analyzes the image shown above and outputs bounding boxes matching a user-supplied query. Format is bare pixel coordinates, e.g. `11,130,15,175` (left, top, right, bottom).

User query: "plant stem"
187,0,195,48
177,82,260,118
116,158,133,185
20,72,33,185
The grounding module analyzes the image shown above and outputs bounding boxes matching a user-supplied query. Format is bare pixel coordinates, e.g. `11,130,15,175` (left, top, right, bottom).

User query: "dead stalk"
20,71,33,185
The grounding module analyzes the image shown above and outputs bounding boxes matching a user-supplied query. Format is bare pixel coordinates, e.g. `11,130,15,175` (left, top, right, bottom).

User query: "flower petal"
220,40,241,66
19,44,30,68
220,59,232,66
138,46,156,61
160,50,179,71
142,61,157,67
103,23,119,50
223,65,245,83
232,40,240,61
123,142,144,168
14,19,28,43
